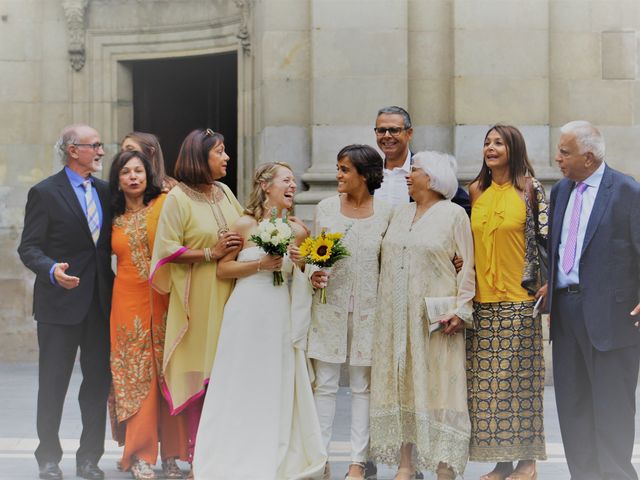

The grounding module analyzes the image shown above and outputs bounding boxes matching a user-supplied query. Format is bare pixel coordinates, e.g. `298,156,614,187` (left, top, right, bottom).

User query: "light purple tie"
562,181,588,274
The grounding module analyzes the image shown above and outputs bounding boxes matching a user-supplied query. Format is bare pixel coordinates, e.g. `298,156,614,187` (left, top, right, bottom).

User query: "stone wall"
1,0,640,361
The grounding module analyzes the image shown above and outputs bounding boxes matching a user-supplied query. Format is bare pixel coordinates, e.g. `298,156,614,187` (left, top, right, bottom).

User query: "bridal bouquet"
299,229,350,303
250,208,294,286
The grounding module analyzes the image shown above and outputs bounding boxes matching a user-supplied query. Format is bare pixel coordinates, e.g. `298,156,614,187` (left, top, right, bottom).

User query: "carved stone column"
234,0,253,55
62,0,89,71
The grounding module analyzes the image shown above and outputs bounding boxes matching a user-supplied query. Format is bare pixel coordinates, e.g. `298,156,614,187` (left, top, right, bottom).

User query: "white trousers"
313,360,370,463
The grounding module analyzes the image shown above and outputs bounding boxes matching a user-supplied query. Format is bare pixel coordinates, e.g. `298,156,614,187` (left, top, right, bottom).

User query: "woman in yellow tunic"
109,150,188,480
149,129,244,465
467,125,548,480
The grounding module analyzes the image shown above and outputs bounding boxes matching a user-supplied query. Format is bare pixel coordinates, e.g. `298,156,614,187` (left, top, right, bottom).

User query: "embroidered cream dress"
369,200,475,476
307,195,393,365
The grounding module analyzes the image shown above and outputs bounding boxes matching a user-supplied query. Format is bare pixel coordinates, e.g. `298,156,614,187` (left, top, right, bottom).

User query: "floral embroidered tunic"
307,195,393,366
110,195,168,424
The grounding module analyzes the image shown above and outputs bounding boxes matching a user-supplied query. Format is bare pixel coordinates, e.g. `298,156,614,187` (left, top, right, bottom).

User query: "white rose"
260,231,272,243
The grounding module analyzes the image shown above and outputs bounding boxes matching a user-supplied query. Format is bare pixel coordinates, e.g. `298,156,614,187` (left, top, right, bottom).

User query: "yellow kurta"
471,181,532,302
150,182,243,413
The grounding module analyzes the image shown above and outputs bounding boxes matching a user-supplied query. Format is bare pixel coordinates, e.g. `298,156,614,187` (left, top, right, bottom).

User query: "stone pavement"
2,363,640,479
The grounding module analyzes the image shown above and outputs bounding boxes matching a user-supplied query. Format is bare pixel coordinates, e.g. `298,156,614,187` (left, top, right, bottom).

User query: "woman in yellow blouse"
467,125,548,480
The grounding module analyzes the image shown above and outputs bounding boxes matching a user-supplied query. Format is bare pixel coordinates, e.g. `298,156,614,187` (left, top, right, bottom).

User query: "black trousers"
35,290,110,466
552,291,639,480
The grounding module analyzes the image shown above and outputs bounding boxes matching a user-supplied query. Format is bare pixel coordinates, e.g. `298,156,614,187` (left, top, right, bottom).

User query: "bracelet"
256,258,261,272
203,247,212,262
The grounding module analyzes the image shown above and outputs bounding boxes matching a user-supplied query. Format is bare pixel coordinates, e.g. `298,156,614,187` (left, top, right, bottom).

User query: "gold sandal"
345,462,366,480
162,457,185,479
436,465,455,480
394,467,416,480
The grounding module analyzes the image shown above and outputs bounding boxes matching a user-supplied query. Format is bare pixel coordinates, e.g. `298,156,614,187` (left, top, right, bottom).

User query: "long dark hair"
109,150,162,216
121,131,167,188
471,124,536,192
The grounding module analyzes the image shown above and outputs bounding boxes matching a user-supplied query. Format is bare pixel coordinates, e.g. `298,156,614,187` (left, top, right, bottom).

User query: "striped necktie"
82,179,100,244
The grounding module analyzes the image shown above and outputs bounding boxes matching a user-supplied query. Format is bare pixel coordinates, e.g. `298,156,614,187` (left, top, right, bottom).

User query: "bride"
192,162,327,480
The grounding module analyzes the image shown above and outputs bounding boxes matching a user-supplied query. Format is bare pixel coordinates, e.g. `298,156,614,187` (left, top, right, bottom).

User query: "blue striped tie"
82,180,100,244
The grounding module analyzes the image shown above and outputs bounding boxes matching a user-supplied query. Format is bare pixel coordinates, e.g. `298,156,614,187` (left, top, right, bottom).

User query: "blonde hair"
244,162,294,220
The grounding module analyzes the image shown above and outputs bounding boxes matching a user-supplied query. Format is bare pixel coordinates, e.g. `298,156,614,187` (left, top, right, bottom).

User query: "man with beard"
18,124,113,480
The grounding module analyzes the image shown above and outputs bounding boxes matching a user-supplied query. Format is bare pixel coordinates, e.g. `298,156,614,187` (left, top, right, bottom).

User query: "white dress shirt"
374,150,411,206
556,162,606,288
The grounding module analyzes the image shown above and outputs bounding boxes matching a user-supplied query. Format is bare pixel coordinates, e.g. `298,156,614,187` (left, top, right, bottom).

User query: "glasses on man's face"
374,127,406,137
73,142,104,150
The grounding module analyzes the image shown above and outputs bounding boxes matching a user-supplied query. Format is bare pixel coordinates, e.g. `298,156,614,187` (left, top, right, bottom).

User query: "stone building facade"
2,0,640,360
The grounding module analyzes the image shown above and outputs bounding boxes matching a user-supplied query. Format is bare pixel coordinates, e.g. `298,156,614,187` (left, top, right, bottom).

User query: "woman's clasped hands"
212,231,244,259
440,314,464,336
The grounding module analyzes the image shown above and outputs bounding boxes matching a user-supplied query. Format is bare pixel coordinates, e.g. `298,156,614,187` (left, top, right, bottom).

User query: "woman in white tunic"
369,152,475,480
307,145,392,480
192,163,326,480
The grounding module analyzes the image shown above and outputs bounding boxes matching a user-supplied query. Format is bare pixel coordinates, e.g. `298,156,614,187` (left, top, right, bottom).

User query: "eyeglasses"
73,142,104,150
374,127,407,137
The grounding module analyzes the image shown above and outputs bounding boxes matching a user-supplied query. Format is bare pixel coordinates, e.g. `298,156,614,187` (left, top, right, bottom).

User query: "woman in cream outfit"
308,144,392,480
369,152,475,480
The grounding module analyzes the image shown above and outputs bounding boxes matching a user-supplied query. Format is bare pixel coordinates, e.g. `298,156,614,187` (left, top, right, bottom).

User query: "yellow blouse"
471,181,533,303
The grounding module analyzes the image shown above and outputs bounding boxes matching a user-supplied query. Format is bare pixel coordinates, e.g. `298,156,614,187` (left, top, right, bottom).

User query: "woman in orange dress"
109,150,188,480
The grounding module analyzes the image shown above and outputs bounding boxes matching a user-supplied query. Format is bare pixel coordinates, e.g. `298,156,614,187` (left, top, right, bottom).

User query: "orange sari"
110,194,188,470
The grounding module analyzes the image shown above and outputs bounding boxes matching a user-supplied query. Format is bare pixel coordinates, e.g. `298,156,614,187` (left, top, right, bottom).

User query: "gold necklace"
206,183,229,236
125,204,145,213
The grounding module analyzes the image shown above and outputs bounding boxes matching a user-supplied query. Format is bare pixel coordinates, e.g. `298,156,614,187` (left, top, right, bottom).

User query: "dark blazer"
18,168,114,325
451,187,471,216
547,165,640,351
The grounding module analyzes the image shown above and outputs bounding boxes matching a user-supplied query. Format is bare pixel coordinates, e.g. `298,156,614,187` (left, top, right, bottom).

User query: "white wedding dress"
192,247,327,480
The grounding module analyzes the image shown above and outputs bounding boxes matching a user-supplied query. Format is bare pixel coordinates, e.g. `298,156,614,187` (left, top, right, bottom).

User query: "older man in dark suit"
545,120,640,480
18,124,113,480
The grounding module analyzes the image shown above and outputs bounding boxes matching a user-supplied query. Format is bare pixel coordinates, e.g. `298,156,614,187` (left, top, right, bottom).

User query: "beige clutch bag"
424,296,457,335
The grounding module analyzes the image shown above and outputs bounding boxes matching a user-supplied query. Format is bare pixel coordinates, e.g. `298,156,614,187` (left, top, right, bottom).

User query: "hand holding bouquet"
299,229,350,303
250,208,295,285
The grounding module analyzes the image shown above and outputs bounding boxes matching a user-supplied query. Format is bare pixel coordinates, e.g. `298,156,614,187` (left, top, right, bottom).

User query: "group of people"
18,106,640,480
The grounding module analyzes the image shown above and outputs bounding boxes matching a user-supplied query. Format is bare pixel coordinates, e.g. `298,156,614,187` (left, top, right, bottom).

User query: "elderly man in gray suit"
544,120,640,480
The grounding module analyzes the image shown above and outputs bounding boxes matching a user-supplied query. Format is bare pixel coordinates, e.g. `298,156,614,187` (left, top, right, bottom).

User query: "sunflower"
310,237,334,263
325,232,343,241
299,237,314,257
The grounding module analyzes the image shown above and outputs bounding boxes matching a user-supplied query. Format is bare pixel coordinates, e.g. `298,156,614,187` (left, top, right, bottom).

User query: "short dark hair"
471,124,536,192
109,150,162,216
337,144,384,195
376,106,412,128
174,128,225,185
